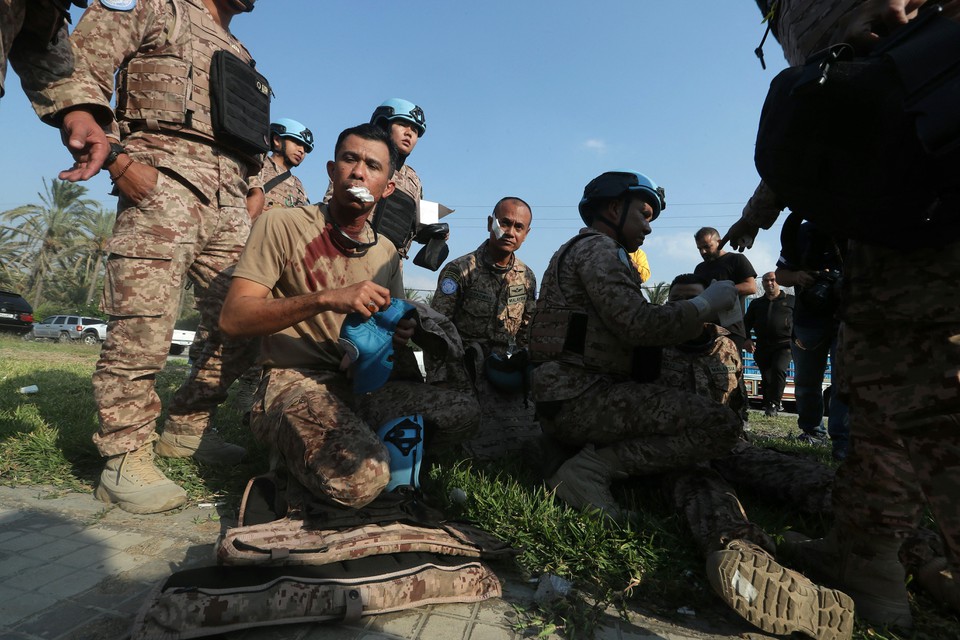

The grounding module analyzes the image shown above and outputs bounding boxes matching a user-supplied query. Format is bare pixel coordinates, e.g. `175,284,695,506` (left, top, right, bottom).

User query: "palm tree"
0,179,99,306
644,281,670,305
76,205,115,305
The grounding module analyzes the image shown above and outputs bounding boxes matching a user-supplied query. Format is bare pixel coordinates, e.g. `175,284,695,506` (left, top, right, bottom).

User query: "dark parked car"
0,291,35,335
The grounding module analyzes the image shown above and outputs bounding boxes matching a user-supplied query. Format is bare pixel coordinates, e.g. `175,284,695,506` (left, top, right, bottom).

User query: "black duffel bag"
755,4,960,249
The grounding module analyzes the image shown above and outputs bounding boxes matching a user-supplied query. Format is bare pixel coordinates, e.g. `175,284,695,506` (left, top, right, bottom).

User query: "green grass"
0,335,956,639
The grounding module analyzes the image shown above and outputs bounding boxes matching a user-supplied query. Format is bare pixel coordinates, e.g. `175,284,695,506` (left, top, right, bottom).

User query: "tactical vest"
116,0,268,159
529,233,633,376
374,164,421,255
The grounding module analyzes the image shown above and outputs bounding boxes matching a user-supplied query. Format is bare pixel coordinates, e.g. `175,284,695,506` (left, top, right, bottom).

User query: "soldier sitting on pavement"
528,171,854,640
429,196,538,459
219,123,479,510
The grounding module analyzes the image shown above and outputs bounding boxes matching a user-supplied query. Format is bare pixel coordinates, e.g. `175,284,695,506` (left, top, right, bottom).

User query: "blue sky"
0,1,791,296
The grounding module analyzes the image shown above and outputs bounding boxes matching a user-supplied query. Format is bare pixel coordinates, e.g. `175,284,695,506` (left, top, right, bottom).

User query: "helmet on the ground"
578,171,666,225
370,98,426,137
270,118,314,153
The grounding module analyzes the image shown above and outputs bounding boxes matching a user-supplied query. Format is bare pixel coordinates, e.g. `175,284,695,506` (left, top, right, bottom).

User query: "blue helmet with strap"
339,299,417,394
370,98,426,137
578,170,666,225
377,415,424,492
270,118,314,153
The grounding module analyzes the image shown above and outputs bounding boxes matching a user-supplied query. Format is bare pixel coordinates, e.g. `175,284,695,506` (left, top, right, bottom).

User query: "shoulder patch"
100,0,136,9
440,278,458,295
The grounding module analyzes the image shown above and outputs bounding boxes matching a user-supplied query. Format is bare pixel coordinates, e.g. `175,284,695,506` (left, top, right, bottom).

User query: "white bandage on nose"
492,217,505,239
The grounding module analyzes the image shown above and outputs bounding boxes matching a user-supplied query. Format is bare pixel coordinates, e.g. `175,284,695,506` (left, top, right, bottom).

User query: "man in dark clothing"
744,272,794,416
775,214,849,456
693,226,756,349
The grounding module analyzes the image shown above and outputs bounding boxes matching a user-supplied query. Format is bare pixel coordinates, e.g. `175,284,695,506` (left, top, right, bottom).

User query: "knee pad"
377,415,424,492
339,298,416,394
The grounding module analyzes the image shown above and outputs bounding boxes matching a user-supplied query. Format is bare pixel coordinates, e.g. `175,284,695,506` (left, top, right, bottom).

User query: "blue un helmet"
578,171,666,226
270,118,314,153
370,98,426,137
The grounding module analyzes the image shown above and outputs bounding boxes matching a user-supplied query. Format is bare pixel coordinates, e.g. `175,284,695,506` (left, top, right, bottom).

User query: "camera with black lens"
801,269,842,313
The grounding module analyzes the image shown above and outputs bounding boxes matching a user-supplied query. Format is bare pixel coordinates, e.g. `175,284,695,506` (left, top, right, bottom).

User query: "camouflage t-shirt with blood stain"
234,203,403,370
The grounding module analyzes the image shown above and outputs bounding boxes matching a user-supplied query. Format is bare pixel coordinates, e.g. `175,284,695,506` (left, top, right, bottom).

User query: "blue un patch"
440,278,458,295
101,0,136,10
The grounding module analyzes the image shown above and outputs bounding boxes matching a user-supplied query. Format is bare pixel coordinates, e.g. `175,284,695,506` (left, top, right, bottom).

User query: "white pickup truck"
169,329,196,356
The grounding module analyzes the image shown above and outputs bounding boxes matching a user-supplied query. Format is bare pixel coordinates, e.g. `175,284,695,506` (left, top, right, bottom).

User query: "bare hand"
114,161,159,204
836,0,926,50
392,317,416,349
744,339,756,354
325,280,391,318
720,217,761,252
58,110,110,182
797,271,818,288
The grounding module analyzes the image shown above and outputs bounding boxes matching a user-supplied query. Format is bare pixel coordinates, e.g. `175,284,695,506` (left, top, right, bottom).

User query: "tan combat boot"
707,539,854,640
780,530,912,630
155,429,246,465
546,444,628,522
95,447,187,514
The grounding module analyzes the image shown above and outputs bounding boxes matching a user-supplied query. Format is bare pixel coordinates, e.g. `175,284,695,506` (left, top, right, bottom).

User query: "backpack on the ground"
754,4,960,249
129,474,511,640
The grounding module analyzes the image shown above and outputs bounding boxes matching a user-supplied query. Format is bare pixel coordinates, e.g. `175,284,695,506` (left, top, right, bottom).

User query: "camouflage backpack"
129,474,511,640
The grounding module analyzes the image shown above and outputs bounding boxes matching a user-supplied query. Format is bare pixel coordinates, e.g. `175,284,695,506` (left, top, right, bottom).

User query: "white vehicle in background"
169,329,196,356
28,315,107,344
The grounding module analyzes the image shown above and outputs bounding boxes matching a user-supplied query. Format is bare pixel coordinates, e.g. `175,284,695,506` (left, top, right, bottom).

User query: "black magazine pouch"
210,49,271,156
755,4,960,249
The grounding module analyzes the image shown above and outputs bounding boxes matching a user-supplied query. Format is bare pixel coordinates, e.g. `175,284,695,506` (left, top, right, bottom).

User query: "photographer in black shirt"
775,212,849,460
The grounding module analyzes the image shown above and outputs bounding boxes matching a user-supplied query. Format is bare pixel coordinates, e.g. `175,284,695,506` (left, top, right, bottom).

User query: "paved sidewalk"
0,485,770,640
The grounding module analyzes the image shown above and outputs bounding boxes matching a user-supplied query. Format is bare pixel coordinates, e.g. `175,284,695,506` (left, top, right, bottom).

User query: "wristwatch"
103,143,125,169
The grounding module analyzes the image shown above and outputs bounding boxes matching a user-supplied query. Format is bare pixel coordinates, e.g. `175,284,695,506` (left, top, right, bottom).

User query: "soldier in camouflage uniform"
323,98,435,265
37,0,266,514
248,117,312,218
430,197,537,459
2,0,110,181
530,171,854,639
723,0,960,628
219,124,478,509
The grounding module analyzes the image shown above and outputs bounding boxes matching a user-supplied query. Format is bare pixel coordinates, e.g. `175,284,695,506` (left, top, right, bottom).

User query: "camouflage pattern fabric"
833,321,960,569
759,0,960,580
659,328,836,516
430,241,537,357
529,228,739,472
250,367,478,510
38,0,261,190
1,0,76,108
130,554,501,640
92,169,256,455
659,324,744,409
259,156,309,211
463,368,539,461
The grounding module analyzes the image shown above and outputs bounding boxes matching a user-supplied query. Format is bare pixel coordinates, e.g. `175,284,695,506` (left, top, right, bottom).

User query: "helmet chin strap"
594,198,631,246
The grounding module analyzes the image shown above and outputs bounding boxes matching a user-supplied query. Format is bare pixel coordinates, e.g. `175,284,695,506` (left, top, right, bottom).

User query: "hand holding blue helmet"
339,298,417,394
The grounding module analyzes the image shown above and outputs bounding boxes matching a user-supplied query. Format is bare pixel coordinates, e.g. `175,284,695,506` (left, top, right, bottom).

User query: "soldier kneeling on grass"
528,171,855,640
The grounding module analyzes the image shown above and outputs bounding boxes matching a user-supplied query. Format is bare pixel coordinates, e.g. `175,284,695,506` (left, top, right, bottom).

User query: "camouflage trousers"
833,321,960,572
542,381,741,475
250,367,479,509
92,169,257,456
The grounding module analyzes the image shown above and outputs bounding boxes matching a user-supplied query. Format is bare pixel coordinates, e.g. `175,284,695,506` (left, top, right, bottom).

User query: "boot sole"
94,484,187,514
707,548,854,640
